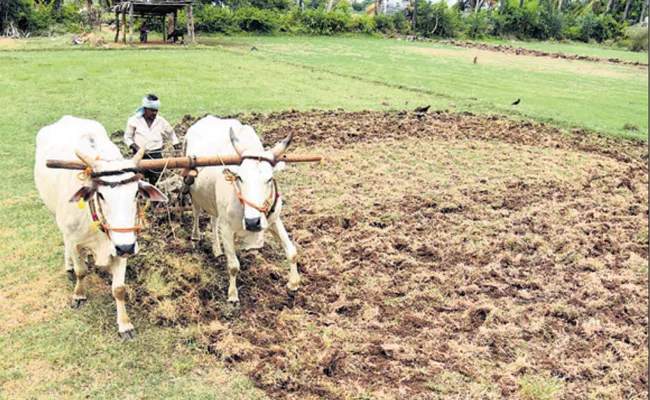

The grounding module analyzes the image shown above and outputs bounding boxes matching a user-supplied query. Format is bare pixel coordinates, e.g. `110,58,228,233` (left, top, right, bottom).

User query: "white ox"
34,116,167,339
185,116,299,303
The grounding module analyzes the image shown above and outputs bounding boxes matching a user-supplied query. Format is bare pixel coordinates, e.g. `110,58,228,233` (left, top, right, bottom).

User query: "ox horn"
270,132,293,160
230,127,246,157
131,143,146,165
75,149,96,168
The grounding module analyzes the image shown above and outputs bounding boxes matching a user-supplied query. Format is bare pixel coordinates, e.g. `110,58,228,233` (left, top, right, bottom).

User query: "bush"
233,6,280,33
466,10,487,39
392,11,410,34
347,14,375,33
194,5,236,33
374,14,395,34
626,26,649,52
577,13,620,42
416,1,461,38
299,8,352,34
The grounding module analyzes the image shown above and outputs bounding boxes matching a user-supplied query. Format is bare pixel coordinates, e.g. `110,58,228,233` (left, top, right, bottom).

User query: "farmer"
124,94,181,184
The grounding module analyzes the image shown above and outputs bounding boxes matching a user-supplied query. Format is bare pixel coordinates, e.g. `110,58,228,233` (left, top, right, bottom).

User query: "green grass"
519,374,565,400
480,37,649,63
199,36,648,139
0,34,646,398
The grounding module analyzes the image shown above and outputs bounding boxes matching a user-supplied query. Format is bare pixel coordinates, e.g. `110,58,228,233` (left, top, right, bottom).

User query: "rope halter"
75,148,148,239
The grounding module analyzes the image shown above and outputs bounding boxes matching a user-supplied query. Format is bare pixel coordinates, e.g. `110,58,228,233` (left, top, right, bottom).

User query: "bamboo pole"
129,2,134,44
47,154,323,171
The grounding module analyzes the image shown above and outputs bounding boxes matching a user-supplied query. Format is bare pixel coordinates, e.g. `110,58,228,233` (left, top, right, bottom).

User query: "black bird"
414,105,431,113
473,56,477,64
251,46,258,51
511,99,520,105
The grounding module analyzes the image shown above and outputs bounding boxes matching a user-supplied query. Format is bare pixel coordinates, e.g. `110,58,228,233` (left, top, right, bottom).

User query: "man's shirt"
124,115,179,151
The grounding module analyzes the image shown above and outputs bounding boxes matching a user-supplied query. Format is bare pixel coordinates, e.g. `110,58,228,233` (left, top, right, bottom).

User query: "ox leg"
269,219,300,292
66,240,89,309
64,243,75,281
191,201,201,241
221,224,240,303
211,216,223,257
111,257,135,339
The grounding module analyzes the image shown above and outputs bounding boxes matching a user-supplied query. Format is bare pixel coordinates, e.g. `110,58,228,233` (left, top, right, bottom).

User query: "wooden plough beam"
46,154,322,171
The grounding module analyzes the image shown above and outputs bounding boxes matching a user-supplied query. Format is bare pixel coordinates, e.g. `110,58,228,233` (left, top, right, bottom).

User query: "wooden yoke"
46,154,323,171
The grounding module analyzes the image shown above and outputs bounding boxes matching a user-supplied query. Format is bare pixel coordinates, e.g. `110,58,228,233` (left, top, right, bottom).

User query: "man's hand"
130,143,140,155
173,144,182,157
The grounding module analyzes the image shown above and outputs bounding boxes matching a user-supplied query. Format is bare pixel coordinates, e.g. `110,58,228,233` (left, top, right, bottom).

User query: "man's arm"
124,119,139,153
163,119,181,153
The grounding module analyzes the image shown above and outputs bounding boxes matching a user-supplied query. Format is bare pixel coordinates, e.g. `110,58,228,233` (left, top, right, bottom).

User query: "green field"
0,35,647,399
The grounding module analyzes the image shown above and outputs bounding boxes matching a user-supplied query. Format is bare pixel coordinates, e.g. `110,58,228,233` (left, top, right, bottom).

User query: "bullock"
34,115,167,339
185,116,299,303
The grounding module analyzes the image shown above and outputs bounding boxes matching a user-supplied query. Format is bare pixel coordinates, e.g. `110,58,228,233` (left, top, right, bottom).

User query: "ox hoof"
119,329,137,341
66,270,76,282
71,297,87,309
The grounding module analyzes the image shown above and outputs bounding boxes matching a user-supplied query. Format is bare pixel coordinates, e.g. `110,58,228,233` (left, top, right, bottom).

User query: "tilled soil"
436,39,649,68
126,110,648,399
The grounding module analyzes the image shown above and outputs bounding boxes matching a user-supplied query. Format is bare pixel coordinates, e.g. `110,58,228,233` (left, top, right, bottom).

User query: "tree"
641,0,648,23
621,0,631,21
412,0,418,29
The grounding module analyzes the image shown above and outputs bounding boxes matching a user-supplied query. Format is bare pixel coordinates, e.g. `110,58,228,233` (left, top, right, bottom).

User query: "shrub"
374,14,395,34
416,1,461,38
233,6,280,33
625,26,648,52
391,11,410,34
465,10,487,39
577,13,620,42
299,8,352,34
194,5,236,34
347,14,375,33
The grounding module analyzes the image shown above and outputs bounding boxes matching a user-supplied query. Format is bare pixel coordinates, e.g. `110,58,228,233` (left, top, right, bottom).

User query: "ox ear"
69,185,96,203
273,161,286,173
138,181,168,202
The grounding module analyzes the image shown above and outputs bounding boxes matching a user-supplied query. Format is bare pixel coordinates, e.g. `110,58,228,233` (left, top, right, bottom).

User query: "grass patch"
519,374,565,400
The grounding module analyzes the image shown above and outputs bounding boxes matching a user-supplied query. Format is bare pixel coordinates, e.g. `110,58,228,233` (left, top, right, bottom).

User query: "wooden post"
172,10,177,34
115,9,120,42
129,2,134,44
121,5,127,44
187,4,194,43
163,15,167,42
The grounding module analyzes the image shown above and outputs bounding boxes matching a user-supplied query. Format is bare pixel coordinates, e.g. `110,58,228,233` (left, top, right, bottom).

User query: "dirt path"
435,39,649,69
121,111,648,399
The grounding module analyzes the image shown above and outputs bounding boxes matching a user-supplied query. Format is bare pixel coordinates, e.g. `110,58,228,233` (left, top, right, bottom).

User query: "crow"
414,105,431,113
473,56,477,64
511,99,520,105
251,46,258,51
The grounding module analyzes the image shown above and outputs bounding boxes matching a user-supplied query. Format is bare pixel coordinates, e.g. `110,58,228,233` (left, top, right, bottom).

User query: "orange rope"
225,172,272,215
76,156,100,183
